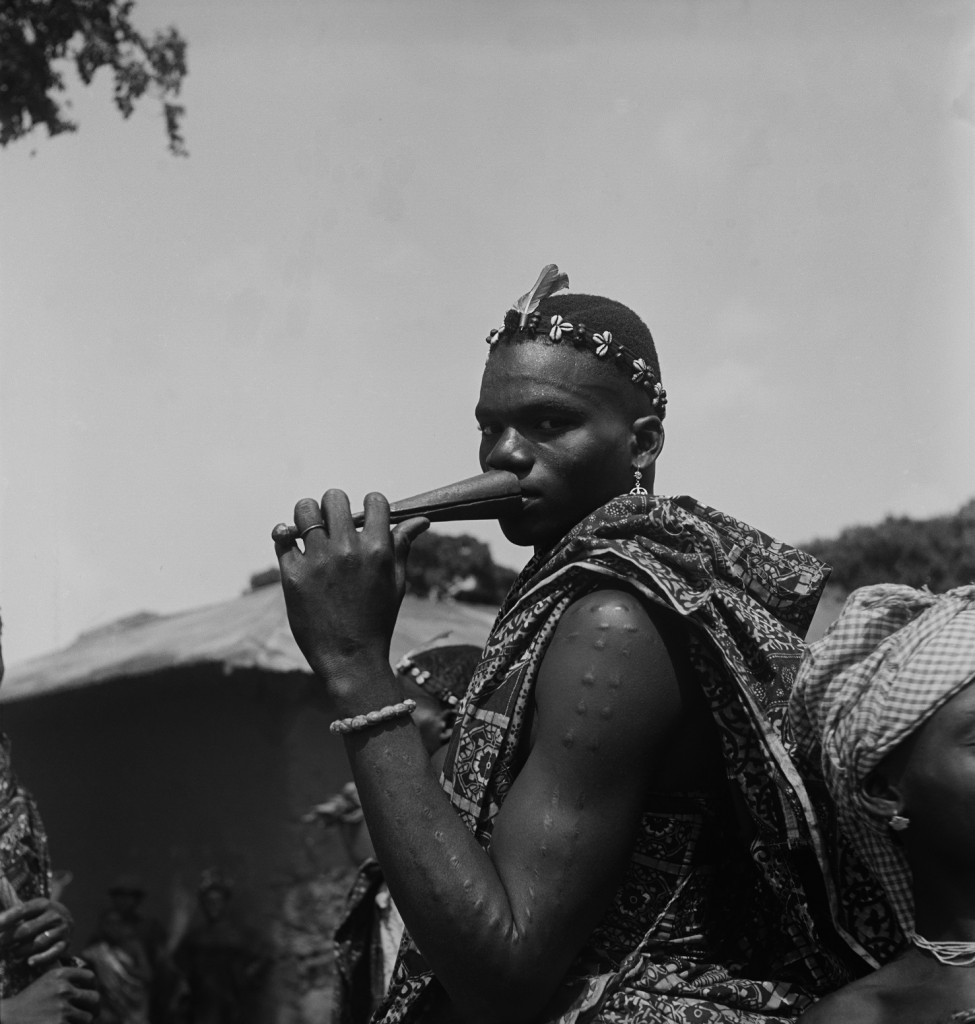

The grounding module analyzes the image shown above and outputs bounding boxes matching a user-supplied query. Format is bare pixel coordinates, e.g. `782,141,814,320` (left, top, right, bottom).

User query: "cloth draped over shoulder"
0,731,53,998
375,495,898,1024
789,583,975,940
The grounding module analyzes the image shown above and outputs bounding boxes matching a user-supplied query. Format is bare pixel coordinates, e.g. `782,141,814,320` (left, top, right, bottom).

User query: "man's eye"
477,423,500,437
536,419,568,432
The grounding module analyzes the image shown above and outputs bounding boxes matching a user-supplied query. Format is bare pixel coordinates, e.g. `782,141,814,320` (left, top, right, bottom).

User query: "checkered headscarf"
789,583,975,937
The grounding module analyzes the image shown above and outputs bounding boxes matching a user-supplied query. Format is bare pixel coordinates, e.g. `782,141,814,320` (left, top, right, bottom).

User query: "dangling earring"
629,468,648,496
888,814,910,832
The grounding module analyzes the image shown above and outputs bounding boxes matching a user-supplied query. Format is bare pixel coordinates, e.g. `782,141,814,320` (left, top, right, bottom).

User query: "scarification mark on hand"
581,672,596,688
599,705,613,720
593,638,606,650
575,700,588,715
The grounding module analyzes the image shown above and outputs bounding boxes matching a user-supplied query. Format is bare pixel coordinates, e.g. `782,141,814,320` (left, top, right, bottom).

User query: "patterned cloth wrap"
375,494,896,1024
0,730,53,998
789,583,975,941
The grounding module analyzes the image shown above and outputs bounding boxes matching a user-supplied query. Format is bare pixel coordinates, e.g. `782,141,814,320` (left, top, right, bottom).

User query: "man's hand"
0,966,100,1024
0,898,73,968
273,490,428,702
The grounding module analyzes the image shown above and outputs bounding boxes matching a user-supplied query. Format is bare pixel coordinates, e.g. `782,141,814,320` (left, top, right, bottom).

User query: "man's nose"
485,428,531,474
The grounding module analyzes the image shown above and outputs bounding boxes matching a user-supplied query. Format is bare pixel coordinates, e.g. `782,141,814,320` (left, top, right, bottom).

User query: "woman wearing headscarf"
789,583,975,1023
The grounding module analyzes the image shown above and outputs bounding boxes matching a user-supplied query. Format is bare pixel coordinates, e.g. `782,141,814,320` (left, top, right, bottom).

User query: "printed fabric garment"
0,729,52,998
374,494,900,1023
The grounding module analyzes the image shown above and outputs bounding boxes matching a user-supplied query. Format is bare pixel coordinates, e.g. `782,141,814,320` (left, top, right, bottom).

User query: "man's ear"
631,415,665,472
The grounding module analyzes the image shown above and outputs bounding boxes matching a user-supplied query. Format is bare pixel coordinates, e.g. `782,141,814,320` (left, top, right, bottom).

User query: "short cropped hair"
534,293,662,388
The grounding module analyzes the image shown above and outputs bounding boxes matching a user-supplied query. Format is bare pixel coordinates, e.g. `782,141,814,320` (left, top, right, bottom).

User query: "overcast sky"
1,0,973,665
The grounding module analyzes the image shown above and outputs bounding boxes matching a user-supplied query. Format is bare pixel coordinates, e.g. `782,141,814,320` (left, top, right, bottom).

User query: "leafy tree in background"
806,498,975,593
0,0,187,154
403,531,518,605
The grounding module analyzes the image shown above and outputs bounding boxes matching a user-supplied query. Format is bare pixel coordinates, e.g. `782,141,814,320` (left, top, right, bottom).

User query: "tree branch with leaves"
0,0,188,155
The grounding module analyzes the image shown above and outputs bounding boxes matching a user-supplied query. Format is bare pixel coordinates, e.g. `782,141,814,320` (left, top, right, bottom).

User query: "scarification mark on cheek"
608,673,623,691
600,705,613,720
434,830,446,844
562,731,576,749
581,671,596,688
623,622,639,634
576,700,588,715
593,639,607,651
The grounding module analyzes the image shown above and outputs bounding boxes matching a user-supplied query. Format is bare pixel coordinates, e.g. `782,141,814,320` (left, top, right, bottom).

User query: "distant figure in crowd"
791,584,975,1023
105,873,175,1024
307,642,480,1024
82,908,152,1024
0,611,100,1022
172,870,268,1024
274,265,891,1022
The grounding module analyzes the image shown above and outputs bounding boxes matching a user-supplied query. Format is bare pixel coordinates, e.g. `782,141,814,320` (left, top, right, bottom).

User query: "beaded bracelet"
329,699,417,735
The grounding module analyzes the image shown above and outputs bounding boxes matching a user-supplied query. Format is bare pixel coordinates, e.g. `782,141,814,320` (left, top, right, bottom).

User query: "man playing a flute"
273,266,893,1023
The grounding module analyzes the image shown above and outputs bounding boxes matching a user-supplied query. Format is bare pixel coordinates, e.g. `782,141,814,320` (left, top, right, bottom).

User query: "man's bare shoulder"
530,586,689,769
550,586,679,664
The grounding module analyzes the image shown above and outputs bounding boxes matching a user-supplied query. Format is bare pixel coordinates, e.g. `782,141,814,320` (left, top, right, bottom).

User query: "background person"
0,612,100,1022
82,908,152,1024
172,870,269,1024
104,874,174,1024
306,642,481,1024
791,583,975,1023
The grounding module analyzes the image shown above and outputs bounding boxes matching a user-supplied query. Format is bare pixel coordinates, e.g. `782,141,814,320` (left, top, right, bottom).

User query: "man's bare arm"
347,589,688,1022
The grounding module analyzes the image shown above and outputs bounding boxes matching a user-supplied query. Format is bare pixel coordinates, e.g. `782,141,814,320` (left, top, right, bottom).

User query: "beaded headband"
486,264,667,413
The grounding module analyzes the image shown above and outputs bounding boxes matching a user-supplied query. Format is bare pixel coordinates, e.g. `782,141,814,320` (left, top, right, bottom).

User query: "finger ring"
300,523,325,538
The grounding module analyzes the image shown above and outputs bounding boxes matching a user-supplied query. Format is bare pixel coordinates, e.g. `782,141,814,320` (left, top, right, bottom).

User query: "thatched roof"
1,584,498,704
